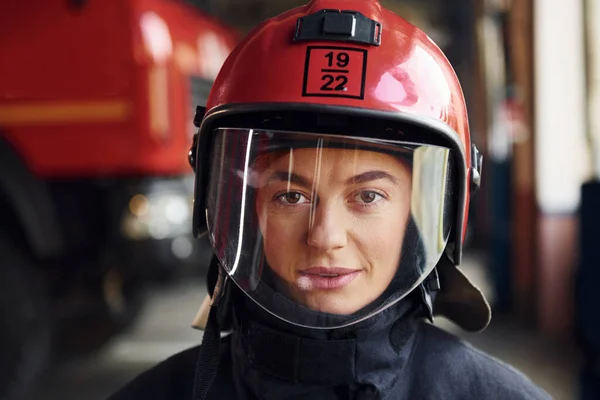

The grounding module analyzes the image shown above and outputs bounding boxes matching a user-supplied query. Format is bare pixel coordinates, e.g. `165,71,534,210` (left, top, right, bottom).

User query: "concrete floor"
26,255,580,400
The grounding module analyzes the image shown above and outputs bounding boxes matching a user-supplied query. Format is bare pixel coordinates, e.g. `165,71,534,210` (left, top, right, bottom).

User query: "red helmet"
190,0,488,332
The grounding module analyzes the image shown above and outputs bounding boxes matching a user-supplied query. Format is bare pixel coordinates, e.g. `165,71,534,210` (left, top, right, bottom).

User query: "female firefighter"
109,0,551,399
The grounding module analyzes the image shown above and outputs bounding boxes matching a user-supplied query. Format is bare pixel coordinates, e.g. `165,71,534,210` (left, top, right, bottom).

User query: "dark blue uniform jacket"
108,299,552,400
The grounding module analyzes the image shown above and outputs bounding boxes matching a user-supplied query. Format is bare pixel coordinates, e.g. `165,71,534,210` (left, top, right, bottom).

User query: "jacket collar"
230,296,423,400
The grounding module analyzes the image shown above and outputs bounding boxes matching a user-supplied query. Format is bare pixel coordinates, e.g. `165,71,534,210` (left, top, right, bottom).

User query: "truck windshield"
180,0,213,13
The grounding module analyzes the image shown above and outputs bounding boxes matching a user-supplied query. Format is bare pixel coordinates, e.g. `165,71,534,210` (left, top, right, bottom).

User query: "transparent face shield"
206,128,455,329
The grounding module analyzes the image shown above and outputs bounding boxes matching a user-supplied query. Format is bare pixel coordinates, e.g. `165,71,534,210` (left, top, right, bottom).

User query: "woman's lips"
297,267,361,290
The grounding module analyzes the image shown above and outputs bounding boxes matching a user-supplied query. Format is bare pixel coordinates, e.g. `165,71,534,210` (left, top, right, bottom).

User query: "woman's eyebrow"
267,171,310,186
267,170,398,186
345,170,398,185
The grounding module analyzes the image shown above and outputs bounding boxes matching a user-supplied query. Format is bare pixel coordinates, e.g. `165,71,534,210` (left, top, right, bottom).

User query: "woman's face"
255,147,412,315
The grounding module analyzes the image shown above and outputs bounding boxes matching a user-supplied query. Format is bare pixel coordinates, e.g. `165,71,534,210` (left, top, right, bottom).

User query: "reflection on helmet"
411,146,454,264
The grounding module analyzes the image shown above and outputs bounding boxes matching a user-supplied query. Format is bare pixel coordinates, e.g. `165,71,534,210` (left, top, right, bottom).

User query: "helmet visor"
206,128,454,329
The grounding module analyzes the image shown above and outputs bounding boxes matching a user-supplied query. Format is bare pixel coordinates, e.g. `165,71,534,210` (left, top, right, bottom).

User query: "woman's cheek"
367,220,406,270
264,219,296,265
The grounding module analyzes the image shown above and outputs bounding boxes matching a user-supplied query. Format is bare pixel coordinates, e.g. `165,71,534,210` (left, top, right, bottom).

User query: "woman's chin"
303,296,363,315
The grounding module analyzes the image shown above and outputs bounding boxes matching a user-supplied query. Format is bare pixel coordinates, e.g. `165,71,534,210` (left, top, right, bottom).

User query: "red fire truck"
0,0,236,397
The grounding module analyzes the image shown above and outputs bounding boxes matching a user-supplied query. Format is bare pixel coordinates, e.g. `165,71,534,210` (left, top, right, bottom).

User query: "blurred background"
0,0,599,399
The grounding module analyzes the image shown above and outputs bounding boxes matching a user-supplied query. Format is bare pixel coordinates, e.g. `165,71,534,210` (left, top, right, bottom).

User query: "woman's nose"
306,202,347,251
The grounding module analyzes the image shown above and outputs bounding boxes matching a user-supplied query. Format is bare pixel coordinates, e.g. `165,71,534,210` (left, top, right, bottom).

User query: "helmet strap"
418,266,441,323
193,263,228,400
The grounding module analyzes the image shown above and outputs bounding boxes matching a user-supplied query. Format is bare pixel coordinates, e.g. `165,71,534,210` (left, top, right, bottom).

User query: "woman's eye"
356,191,383,203
277,192,308,204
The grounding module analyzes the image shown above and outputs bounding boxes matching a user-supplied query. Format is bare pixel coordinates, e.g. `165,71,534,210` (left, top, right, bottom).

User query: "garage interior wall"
534,0,588,337
586,0,600,179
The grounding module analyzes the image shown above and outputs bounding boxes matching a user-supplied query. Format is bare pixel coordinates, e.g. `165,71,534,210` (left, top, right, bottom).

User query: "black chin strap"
192,305,221,400
192,266,226,400
419,266,441,323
